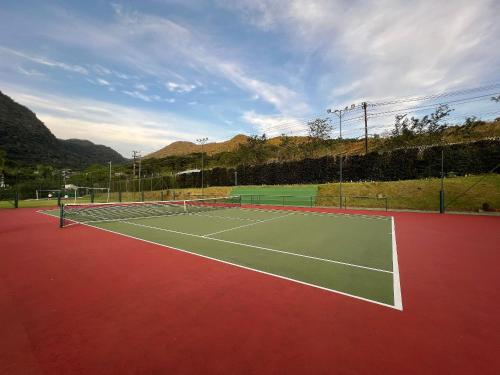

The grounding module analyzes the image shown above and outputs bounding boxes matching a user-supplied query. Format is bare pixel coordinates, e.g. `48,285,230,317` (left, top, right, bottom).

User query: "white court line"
392,217,403,311
37,210,400,310
238,206,391,221
191,212,260,222
204,213,295,237
121,220,392,274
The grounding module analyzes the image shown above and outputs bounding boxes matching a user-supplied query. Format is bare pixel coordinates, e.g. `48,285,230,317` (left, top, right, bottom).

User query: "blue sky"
1,0,499,156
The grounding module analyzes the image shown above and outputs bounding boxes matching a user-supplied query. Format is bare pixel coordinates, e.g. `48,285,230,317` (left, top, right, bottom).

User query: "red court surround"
0,207,499,374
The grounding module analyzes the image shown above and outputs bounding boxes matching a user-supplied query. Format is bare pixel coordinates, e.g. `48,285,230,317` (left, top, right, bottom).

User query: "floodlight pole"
196,137,208,197
338,111,343,209
327,104,357,209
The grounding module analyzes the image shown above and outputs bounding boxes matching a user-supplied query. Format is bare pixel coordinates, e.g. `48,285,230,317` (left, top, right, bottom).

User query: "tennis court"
48,196,402,309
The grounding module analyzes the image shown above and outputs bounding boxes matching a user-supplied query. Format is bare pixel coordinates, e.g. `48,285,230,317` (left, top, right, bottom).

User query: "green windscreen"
231,185,318,207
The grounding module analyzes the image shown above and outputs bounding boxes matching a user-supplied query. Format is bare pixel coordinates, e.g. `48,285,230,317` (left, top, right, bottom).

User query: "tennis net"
59,196,242,227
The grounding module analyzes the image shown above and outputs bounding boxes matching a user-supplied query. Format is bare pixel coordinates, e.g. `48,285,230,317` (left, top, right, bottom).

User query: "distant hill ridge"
146,134,250,158
146,134,311,158
0,90,126,167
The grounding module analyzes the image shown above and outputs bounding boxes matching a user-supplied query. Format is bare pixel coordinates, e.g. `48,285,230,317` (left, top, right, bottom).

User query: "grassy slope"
2,175,498,212
318,174,500,212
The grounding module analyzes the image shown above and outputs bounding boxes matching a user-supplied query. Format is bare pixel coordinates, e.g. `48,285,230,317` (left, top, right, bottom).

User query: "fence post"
160,190,164,201
14,191,19,208
57,191,61,207
141,191,145,202
439,191,445,213
385,197,388,212
118,190,122,202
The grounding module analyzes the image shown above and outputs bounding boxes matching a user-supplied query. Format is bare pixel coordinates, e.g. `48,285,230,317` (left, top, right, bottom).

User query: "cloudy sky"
1,0,499,156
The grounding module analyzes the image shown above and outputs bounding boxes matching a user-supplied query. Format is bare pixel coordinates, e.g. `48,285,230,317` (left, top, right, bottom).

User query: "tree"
307,118,333,140
307,118,333,156
277,133,298,162
391,105,453,147
237,134,271,165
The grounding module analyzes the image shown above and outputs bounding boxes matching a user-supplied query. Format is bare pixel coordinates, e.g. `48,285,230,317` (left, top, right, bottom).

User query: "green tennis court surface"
45,199,401,309
231,185,318,206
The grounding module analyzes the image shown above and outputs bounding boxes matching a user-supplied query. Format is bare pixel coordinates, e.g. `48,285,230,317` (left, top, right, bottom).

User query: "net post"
59,203,64,228
439,191,445,213
91,189,95,203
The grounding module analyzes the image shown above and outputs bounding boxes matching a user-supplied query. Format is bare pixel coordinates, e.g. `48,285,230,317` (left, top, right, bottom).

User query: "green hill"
0,90,126,167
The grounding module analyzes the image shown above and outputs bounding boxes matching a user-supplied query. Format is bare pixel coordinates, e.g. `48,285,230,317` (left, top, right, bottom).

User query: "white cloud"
218,62,309,115
96,78,110,86
219,0,500,103
17,66,45,77
166,81,196,93
0,46,88,74
134,83,148,91
37,6,309,115
242,111,306,137
122,90,174,103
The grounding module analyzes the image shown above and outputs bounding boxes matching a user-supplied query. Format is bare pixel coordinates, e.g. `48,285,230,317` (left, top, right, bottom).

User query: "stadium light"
196,137,208,197
326,104,357,209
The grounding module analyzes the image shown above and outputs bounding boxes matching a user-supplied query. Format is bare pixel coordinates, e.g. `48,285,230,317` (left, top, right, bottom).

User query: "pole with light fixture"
327,104,357,209
196,137,208,197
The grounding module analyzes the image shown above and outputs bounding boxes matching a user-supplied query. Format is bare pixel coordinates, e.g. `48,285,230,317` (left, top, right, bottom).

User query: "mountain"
146,134,249,158
0,90,126,167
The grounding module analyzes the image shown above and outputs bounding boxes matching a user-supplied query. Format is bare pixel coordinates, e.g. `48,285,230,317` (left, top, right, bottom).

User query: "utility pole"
196,137,208,197
327,104,357,209
362,102,369,154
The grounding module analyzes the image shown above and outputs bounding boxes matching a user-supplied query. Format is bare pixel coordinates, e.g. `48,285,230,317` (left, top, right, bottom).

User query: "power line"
371,83,500,107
